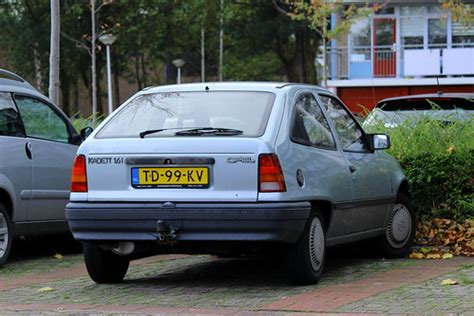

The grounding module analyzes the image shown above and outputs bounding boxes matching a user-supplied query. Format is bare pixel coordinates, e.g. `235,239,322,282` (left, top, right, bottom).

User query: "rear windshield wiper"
139,128,166,138
175,127,243,136
139,127,243,138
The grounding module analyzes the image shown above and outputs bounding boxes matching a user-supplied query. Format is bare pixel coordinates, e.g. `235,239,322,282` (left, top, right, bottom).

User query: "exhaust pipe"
111,242,135,256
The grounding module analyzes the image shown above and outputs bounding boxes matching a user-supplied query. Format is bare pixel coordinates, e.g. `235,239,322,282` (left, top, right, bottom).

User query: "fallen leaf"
415,218,474,257
37,287,55,293
467,240,474,250
441,279,458,286
420,247,431,254
426,253,442,259
428,229,436,239
442,253,454,259
409,252,424,259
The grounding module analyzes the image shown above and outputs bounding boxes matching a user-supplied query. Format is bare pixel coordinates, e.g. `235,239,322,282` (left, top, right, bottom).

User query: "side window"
0,92,25,137
318,95,368,152
14,95,69,143
291,93,336,150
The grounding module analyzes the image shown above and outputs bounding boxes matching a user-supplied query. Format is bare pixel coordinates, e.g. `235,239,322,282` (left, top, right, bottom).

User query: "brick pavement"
0,253,472,315
0,254,189,292
261,257,471,313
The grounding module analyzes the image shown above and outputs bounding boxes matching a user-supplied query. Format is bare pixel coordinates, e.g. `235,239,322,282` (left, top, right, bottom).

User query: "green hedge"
367,117,474,221
71,115,104,132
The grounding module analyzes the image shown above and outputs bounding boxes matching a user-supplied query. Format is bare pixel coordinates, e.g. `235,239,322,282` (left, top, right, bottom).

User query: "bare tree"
91,0,98,123
49,0,60,104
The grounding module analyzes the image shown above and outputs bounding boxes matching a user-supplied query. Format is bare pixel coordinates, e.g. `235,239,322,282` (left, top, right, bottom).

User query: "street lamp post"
172,59,185,84
99,33,117,115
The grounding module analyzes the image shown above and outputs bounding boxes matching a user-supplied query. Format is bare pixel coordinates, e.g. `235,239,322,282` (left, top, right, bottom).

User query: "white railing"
328,43,474,80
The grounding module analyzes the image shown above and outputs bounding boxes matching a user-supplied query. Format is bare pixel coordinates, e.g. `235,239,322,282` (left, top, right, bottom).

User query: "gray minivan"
0,69,81,265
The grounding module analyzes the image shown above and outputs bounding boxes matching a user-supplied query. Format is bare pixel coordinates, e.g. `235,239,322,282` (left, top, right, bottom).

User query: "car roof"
377,93,474,106
142,81,330,94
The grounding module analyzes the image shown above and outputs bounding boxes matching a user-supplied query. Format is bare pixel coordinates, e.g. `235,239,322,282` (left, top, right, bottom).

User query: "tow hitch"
156,220,178,246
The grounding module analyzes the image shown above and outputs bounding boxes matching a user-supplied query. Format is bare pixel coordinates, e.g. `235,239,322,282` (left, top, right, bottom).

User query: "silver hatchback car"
66,82,414,284
0,70,81,266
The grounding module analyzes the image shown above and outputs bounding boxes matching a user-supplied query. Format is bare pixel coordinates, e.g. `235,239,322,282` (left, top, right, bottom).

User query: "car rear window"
377,97,474,111
95,91,275,138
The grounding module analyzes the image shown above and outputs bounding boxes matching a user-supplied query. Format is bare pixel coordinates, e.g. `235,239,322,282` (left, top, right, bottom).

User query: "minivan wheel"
83,241,130,284
288,211,326,285
0,203,12,267
378,193,416,258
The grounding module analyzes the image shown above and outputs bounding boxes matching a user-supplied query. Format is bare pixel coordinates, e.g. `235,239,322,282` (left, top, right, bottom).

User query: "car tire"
378,193,416,258
288,210,326,285
0,203,12,267
83,241,130,284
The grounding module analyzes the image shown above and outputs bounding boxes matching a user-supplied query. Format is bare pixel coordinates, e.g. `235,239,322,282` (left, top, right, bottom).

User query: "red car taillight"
258,154,287,192
71,155,88,193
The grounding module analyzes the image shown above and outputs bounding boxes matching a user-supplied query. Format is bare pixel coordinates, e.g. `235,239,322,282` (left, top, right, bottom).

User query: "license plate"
131,167,209,188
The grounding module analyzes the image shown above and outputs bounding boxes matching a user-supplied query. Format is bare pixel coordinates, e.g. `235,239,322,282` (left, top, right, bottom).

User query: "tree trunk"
112,51,120,106
96,60,103,116
91,0,98,123
33,43,43,93
60,74,70,116
74,78,80,115
201,26,205,82
135,55,142,90
140,54,147,87
48,0,60,104
296,30,306,82
219,0,224,82
276,30,318,83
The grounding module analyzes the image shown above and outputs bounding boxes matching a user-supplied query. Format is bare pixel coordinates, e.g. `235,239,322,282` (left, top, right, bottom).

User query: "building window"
452,22,474,47
428,18,447,48
400,6,426,49
350,18,371,60
375,6,394,15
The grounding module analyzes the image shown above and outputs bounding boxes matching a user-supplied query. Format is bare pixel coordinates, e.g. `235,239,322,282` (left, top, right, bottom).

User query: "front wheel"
0,203,12,267
83,242,130,284
378,193,416,258
287,211,326,285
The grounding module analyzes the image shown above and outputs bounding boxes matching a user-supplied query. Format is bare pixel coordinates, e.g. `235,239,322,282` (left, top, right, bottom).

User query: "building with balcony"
328,0,474,112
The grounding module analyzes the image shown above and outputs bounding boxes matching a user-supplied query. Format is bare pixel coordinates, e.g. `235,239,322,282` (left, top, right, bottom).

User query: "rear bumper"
65,201,311,243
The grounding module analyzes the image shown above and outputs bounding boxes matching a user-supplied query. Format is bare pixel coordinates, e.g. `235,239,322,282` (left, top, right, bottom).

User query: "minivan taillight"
258,154,286,192
71,155,88,192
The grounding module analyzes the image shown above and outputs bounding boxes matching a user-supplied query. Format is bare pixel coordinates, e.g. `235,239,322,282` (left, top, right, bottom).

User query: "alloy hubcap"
386,203,412,248
309,217,325,271
0,213,9,257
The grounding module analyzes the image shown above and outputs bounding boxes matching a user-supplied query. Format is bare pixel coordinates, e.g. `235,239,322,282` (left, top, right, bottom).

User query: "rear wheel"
83,241,130,283
0,203,12,267
288,211,326,285
378,193,415,258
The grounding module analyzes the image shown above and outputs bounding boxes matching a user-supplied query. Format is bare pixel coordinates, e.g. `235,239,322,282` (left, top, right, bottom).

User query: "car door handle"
349,165,357,173
25,142,32,160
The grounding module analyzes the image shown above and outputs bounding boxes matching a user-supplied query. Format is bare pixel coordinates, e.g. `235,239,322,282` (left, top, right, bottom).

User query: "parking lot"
0,236,472,315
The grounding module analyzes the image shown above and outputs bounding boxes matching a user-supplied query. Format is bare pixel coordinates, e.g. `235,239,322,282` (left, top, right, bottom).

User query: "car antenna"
436,77,443,96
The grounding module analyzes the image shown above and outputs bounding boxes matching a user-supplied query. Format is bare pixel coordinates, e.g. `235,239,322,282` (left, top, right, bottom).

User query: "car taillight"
259,154,286,192
71,155,88,192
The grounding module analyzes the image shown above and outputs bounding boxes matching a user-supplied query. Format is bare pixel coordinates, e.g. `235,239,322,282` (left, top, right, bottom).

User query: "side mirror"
368,133,390,151
80,127,94,140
